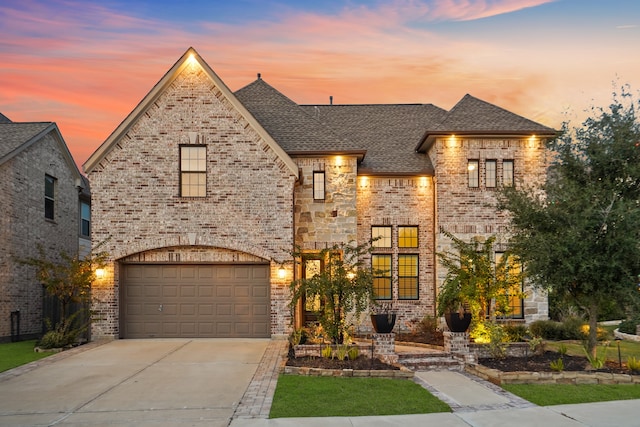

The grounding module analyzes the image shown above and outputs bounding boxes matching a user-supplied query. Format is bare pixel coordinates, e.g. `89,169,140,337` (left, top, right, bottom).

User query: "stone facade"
0,129,81,341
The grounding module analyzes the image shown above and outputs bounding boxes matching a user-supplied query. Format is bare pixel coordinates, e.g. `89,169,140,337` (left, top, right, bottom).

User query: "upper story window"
45,174,56,220
313,171,325,200
80,201,90,237
398,226,418,248
503,160,514,187
371,226,392,248
467,160,479,188
180,145,206,197
485,160,497,188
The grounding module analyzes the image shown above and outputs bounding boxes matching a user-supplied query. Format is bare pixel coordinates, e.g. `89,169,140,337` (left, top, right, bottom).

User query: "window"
485,160,496,188
398,255,418,299
372,254,392,299
495,253,524,319
467,160,479,187
371,226,392,248
503,160,514,187
80,201,90,237
313,171,325,200
180,145,206,197
45,174,56,220
398,226,418,248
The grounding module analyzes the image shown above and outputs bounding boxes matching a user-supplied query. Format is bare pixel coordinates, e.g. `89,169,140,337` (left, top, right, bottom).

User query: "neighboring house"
84,48,555,340
0,114,86,341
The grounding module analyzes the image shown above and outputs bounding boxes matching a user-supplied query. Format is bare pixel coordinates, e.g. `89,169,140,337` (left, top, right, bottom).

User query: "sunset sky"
2,0,639,169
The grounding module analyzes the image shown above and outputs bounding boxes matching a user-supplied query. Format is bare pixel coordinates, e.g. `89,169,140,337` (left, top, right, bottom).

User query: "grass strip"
0,340,52,373
503,383,640,406
270,375,450,418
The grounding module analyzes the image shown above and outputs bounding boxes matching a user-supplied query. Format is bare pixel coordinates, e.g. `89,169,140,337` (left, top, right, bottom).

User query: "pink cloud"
2,0,633,171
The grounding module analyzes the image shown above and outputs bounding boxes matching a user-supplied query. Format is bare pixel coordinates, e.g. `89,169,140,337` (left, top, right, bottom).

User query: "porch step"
397,351,465,371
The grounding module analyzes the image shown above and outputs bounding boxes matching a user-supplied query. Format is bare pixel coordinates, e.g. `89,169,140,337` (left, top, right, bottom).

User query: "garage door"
120,264,270,338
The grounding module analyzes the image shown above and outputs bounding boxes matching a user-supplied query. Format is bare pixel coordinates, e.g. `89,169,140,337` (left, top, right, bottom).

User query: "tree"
288,241,376,344
20,245,108,346
497,88,640,357
436,232,523,327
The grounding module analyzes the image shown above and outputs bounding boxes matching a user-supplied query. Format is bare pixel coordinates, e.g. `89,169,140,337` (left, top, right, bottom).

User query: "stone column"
373,333,398,364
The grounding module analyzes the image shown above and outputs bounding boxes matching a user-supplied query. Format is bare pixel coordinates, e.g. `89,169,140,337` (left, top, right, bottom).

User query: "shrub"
529,318,587,341
487,323,508,359
618,318,640,335
334,345,349,361
503,324,528,342
38,313,86,349
321,345,333,359
627,356,640,373
347,346,359,361
550,357,564,372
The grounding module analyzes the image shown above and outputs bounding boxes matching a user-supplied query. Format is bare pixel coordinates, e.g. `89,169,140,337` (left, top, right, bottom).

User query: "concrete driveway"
0,339,270,426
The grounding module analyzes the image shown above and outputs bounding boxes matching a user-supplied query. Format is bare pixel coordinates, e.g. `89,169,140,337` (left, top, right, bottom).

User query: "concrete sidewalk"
232,354,640,427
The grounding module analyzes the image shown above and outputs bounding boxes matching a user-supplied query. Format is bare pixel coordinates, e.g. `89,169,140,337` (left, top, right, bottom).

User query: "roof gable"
417,94,556,151
0,121,84,184
84,48,298,178
0,112,11,123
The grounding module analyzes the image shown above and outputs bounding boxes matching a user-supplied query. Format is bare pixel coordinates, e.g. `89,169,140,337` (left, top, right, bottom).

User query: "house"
0,114,86,342
84,48,554,340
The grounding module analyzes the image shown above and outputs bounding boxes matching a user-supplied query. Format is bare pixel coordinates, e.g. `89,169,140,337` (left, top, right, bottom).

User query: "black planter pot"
370,313,397,333
444,312,472,332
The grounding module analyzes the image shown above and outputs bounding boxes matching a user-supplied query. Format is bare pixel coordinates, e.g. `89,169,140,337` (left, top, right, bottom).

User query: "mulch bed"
479,350,638,375
286,355,400,370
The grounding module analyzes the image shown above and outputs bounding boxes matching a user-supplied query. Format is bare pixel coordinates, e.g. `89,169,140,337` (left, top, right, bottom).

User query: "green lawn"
270,375,451,418
503,383,640,406
0,340,52,373
546,339,640,362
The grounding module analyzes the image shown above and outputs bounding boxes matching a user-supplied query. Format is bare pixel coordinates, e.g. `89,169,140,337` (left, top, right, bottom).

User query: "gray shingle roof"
428,94,556,134
0,113,11,123
300,104,447,175
234,81,555,175
234,79,350,152
0,122,53,160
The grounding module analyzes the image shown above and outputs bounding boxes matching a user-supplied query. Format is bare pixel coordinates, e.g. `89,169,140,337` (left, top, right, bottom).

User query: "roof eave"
286,150,367,162
415,130,558,152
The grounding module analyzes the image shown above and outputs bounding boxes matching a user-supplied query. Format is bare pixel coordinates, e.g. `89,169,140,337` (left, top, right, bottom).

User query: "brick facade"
432,136,549,323
85,49,551,340
87,59,296,339
0,131,80,340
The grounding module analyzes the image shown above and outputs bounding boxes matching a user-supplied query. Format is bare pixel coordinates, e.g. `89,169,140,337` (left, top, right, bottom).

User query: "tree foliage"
436,232,523,326
20,244,108,329
497,87,640,356
289,241,377,344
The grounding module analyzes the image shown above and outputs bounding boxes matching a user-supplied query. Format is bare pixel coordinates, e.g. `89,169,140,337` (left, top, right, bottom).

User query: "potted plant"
436,277,472,333
370,301,396,333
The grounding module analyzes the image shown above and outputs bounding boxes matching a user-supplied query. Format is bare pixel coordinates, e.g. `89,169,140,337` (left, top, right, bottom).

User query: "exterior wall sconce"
278,266,286,279
95,268,105,279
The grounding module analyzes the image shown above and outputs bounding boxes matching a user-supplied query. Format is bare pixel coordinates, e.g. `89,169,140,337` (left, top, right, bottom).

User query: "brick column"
444,331,475,363
373,333,398,364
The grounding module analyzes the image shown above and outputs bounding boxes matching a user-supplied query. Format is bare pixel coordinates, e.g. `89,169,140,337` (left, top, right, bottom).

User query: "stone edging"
466,363,640,385
282,364,414,379
614,328,640,342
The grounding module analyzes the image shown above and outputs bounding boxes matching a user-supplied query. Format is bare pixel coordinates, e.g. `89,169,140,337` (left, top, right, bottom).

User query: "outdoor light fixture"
95,268,105,279
278,267,286,279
